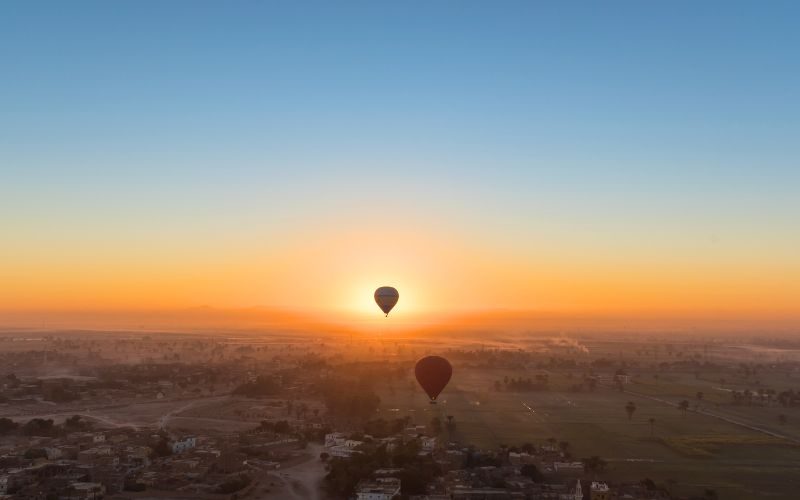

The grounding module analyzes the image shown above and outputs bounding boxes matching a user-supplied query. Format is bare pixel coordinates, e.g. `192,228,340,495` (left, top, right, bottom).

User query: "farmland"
376,337,800,500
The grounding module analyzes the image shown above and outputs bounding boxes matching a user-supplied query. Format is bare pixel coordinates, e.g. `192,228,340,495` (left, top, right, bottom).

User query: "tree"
678,400,690,416
582,456,607,478
216,474,252,494
625,401,637,420
429,417,443,436
231,376,279,397
64,415,91,431
520,464,543,482
648,417,656,437
24,448,47,459
150,436,172,458
666,478,677,496
274,420,291,434
22,418,58,437
0,417,18,435
323,382,381,422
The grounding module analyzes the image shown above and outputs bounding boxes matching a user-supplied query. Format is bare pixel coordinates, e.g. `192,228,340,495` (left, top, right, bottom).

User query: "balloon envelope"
374,286,399,316
415,356,452,402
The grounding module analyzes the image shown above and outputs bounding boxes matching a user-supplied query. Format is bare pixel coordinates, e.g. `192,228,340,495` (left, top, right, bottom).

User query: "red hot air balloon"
415,356,452,403
374,286,399,316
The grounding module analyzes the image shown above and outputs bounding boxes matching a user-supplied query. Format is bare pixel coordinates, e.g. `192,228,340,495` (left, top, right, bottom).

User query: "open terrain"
377,350,800,500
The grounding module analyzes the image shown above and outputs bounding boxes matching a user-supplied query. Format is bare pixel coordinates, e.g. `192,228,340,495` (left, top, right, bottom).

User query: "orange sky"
2,216,799,332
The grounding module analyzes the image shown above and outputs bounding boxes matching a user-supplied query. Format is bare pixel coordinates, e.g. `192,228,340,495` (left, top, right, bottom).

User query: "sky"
1,2,799,329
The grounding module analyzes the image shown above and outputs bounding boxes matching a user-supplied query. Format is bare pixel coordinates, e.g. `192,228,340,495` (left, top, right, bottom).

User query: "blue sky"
1,1,799,316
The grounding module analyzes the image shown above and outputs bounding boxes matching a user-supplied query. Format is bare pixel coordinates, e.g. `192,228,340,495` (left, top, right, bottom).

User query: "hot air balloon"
374,286,399,316
415,355,452,403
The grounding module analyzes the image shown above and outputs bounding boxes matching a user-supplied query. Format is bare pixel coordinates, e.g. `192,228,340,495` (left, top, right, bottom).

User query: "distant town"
2,330,800,499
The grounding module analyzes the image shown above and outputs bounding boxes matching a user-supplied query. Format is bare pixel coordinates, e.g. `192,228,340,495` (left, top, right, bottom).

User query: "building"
590,481,610,500
78,447,117,466
356,477,401,500
420,436,437,453
553,462,584,474
571,480,583,500
124,446,151,469
70,481,106,499
329,445,362,458
325,432,347,448
171,435,197,454
451,486,512,499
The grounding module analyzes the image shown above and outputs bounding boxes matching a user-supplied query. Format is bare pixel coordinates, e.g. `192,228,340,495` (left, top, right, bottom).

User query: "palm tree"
625,401,637,420
648,417,656,437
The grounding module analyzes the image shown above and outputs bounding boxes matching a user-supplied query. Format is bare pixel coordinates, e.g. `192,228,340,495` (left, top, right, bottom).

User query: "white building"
355,478,401,500
329,445,362,458
554,461,584,473
325,432,347,448
420,436,437,452
591,481,610,500
171,435,197,454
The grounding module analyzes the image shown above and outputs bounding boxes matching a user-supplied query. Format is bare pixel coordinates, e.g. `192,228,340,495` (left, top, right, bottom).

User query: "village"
0,410,670,500
2,331,799,499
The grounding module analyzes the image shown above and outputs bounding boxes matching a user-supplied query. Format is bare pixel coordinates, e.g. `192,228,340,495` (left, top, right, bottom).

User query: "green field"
377,367,800,500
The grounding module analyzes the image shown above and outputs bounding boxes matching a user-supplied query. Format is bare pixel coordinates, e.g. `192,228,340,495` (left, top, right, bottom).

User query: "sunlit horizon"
2,2,799,333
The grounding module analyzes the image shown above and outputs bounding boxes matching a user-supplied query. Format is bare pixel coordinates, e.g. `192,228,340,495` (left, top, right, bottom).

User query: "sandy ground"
248,444,327,500
2,395,243,431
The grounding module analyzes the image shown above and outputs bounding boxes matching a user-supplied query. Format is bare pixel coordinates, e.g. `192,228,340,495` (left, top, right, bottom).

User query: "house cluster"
356,477,402,500
0,425,303,499
326,429,672,500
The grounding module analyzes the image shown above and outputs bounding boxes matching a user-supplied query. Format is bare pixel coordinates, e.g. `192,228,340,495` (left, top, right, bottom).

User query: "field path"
621,386,800,444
